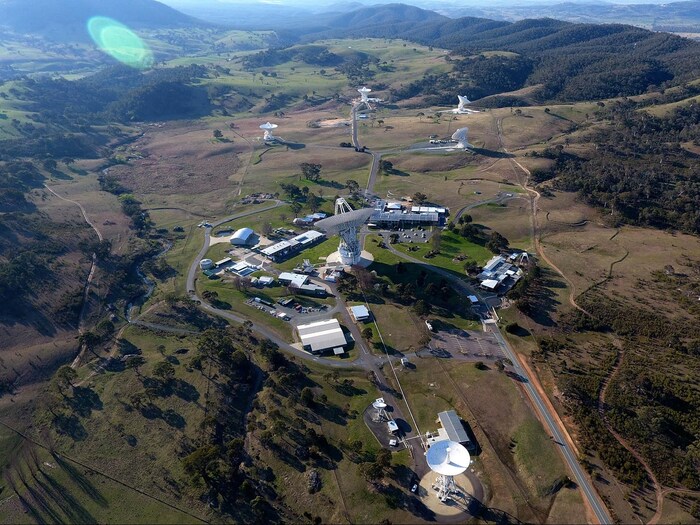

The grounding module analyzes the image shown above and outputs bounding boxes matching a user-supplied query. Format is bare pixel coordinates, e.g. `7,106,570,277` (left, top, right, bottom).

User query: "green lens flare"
87,16,153,69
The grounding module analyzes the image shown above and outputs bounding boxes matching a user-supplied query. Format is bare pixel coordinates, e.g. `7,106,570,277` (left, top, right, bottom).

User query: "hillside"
304,6,700,102
0,0,201,40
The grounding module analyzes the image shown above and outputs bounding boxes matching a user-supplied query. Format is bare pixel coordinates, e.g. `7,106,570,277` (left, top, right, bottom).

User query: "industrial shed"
297,319,347,353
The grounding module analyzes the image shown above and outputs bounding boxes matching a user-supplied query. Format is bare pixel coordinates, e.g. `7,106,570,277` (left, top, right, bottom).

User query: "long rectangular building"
261,230,325,261
297,319,347,353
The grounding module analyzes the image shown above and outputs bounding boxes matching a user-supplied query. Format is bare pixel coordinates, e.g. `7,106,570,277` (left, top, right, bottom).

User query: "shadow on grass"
67,387,103,417
53,413,87,441
471,148,513,159
52,453,108,507
36,468,97,524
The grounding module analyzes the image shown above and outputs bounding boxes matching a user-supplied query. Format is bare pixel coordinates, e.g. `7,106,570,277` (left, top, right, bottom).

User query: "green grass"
512,418,568,496
276,238,338,271
393,229,493,271
196,278,293,339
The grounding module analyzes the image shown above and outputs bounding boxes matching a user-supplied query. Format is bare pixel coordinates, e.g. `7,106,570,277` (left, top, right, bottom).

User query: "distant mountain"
441,0,700,33
303,3,700,101
0,0,201,40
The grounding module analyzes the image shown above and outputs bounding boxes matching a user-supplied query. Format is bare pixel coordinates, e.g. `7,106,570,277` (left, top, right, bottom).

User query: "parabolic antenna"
451,127,472,150
315,198,374,265
260,122,279,141
426,440,470,476
358,86,372,102
372,398,388,409
315,208,375,235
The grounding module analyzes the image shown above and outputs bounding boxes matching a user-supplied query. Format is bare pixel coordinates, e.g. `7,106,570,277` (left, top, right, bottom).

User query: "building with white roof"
261,230,325,261
278,272,308,288
350,305,370,322
426,410,474,449
297,319,347,353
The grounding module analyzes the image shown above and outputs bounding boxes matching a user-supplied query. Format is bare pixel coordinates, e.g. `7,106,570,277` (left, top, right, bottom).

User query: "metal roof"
278,272,308,288
438,410,470,444
297,319,347,353
350,305,370,320
315,208,374,234
231,227,254,244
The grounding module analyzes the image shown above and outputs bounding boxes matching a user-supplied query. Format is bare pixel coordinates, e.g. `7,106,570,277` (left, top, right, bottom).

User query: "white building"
297,319,347,353
350,305,370,322
230,227,255,246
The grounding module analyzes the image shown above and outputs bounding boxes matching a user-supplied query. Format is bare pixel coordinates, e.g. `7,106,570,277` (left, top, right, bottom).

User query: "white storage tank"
200,258,214,270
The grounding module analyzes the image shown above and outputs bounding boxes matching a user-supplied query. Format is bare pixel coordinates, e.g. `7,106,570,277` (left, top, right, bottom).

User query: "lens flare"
87,16,153,69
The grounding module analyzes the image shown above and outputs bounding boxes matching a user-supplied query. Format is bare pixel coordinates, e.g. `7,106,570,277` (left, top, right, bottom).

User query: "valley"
1,2,700,524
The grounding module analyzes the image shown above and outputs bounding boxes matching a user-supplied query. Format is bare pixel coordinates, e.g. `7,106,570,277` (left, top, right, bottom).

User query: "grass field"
393,229,493,271
196,278,293,340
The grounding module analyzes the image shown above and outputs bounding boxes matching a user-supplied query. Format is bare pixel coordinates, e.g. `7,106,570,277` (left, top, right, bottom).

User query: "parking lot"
429,329,503,361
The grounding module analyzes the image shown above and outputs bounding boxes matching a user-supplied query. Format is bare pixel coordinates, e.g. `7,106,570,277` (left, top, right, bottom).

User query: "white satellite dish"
315,198,374,266
372,398,387,409
259,122,279,141
427,440,470,476
457,95,471,111
426,440,470,502
358,86,372,102
451,127,472,150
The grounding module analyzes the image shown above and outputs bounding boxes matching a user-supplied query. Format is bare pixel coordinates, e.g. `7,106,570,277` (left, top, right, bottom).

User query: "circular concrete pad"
325,250,374,268
418,472,474,517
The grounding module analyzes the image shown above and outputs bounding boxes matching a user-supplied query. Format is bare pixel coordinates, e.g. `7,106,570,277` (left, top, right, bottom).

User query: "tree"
262,221,272,236
213,129,223,139
43,159,58,171
307,193,320,212
431,230,442,252
300,163,322,182
379,159,393,174
505,322,521,334
125,355,146,377
153,361,175,383
300,387,314,406
412,192,427,205
361,461,383,482
375,449,392,470
182,444,220,483
345,179,360,194
414,299,431,317
53,365,77,394
290,201,302,217
362,327,373,340
486,231,509,253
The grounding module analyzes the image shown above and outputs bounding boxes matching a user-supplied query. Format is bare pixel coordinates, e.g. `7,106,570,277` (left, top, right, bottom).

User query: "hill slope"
305,5,700,102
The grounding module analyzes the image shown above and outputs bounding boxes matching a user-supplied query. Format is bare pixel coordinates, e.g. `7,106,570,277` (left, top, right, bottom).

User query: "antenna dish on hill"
259,122,279,141
451,127,472,150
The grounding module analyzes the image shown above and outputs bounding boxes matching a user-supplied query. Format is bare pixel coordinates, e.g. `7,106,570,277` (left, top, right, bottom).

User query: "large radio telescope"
457,95,471,111
451,127,473,150
259,121,278,141
315,198,374,266
426,440,471,502
358,86,372,103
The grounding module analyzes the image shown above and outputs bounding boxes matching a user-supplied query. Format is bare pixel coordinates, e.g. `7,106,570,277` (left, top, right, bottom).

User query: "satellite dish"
315,198,374,265
426,440,470,476
451,127,472,150
372,398,387,409
259,122,279,141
